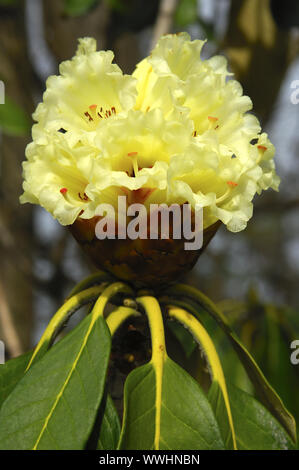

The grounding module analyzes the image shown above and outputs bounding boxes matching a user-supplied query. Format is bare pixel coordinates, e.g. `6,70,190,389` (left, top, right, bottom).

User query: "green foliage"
0,351,32,409
165,284,297,442
228,384,296,450
96,394,121,450
119,358,224,450
0,279,296,450
175,0,198,27
63,0,100,16
0,97,31,136
63,0,123,16
0,314,111,449
167,319,196,358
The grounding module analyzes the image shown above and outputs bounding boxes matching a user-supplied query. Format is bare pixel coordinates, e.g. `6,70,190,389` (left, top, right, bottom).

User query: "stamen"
127,152,139,176
78,192,89,201
84,111,93,122
60,187,68,194
257,145,267,152
216,181,238,204
227,181,238,187
208,116,219,130
85,105,117,123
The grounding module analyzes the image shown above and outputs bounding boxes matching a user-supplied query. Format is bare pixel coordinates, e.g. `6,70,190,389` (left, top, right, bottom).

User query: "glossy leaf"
0,314,111,450
97,394,121,450
166,319,196,358
167,284,297,443
0,351,32,409
167,306,236,449
119,357,225,450
228,384,296,450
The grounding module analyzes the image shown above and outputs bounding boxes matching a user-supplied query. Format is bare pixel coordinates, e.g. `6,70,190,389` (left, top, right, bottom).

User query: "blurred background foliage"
0,0,299,428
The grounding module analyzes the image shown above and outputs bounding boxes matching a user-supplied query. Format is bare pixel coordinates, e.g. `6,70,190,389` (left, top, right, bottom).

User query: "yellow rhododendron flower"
20,34,279,234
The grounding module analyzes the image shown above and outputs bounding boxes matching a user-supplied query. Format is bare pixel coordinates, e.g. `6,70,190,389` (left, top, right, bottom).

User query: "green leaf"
0,97,30,136
63,0,99,16
167,284,297,443
97,394,121,450
208,381,235,449
167,319,196,358
166,305,236,449
119,357,225,450
228,384,296,450
0,314,111,450
175,0,198,26
0,351,32,409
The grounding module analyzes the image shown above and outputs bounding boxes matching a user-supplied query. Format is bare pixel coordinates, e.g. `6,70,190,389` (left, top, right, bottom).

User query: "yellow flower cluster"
20,34,279,232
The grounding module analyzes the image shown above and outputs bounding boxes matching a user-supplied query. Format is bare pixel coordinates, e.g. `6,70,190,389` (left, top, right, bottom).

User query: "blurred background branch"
151,0,178,49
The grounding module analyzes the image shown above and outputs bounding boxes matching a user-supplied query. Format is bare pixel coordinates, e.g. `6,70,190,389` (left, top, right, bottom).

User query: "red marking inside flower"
258,145,267,151
227,181,238,188
193,130,197,137
84,111,93,121
208,116,218,122
78,192,89,201
138,165,153,171
120,186,129,196
60,187,68,194
79,210,84,216
132,188,156,204
111,107,116,114
128,152,138,157
89,104,97,110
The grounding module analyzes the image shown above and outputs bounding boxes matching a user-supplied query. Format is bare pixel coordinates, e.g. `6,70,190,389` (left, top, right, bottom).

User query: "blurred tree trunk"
222,0,294,124
0,7,35,355
43,0,140,74
43,0,111,63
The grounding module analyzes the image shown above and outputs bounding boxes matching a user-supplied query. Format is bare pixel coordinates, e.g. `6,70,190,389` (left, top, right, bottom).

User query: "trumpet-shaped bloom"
20,34,279,233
